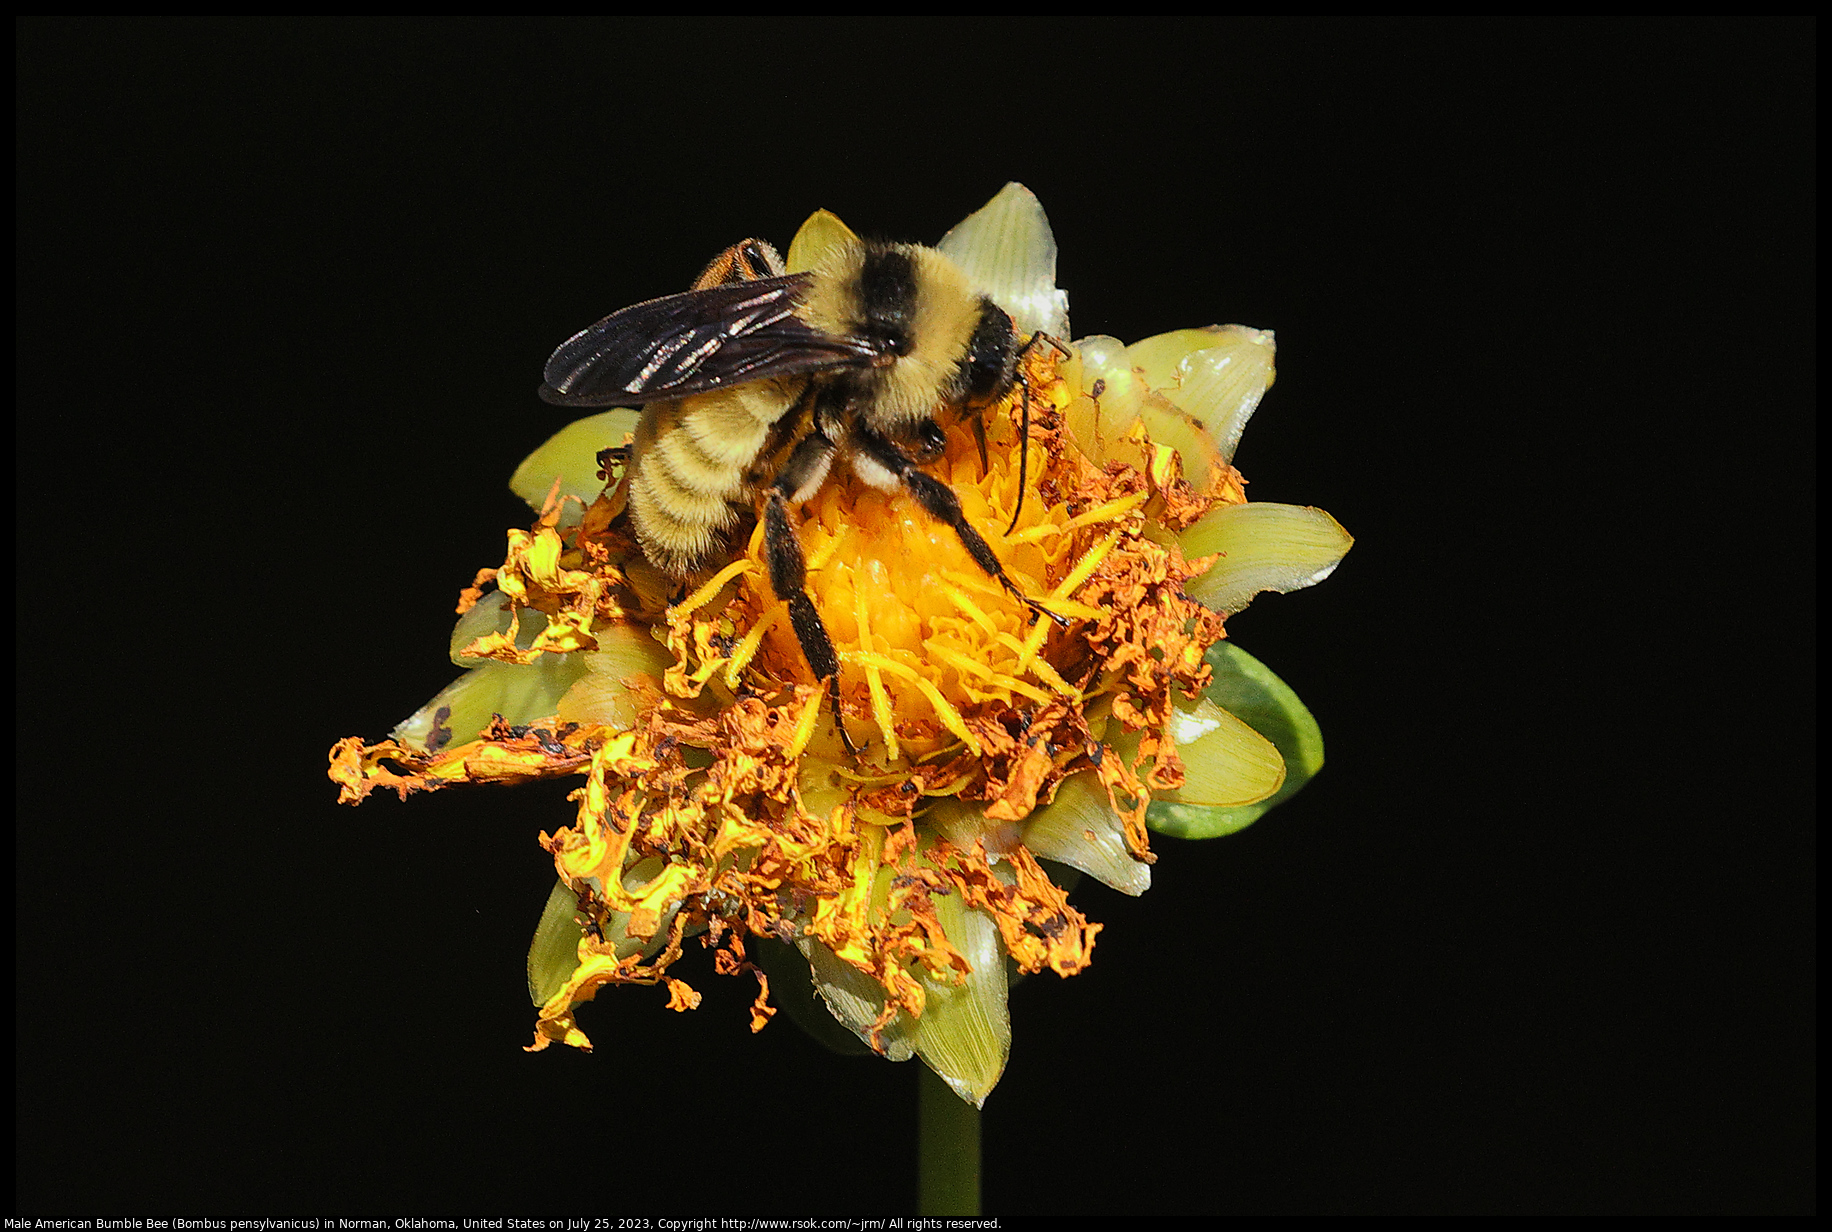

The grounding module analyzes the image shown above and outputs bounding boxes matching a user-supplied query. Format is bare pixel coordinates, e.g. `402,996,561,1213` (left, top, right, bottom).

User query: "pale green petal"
1062,336,1154,468
1061,392,1104,464
1020,772,1150,896
797,936,915,1062
753,938,872,1057
910,893,1010,1108
1124,328,1235,385
1137,388,1223,487
1181,502,1354,614
390,653,588,752
935,182,1070,340
509,408,639,510
554,624,675,729
797,756,850,826
527,878,586,1006
1069,334,1133,397
1156,691,1285,808
922,797,1020,860
1149,643,1326,839
1127,325,1275,464
785,209,860,274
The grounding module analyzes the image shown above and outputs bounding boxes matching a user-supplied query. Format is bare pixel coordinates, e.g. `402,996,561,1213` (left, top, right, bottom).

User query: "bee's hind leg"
766,436,867,758
851,423,1071,631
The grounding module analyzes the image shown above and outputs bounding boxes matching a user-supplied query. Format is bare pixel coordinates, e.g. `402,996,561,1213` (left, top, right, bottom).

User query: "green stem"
917,1064,981,1215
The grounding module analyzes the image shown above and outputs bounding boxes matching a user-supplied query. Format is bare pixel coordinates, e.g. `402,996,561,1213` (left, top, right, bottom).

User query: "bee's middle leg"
851,422,1069,630
766,435,865,756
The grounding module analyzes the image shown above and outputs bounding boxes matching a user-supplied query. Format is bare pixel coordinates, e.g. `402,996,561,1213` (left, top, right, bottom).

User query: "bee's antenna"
1003,373,1032,536
1003,333,1071,537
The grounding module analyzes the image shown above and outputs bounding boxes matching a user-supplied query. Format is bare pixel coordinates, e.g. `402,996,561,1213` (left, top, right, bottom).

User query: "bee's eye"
965,304,1016,402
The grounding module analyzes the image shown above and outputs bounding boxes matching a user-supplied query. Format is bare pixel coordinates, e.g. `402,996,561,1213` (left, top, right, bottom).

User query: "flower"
327,184,1352,1106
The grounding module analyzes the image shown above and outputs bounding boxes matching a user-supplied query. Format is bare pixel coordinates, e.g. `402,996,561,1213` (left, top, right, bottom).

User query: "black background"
16,18,1813,1215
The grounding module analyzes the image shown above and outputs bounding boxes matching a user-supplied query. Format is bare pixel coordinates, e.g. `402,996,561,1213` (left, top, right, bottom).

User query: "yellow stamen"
672,558,755,620
1005,490,1148,544
785,685,824,760
851,575,876,657
924,640,1054,705
988,624,1079,701
915,774,973,796
938,580,1003,638
853,651,983,755
833,763,922,787
804,523,843,574
1025,651,1079,700
851,580,902,761
1033,596,1107,621
724,601,784,689
939,566,1048,612
865,661,900,762
1054,526,1127,601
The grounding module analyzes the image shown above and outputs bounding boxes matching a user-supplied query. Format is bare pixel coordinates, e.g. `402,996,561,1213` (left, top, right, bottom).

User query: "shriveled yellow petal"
1181,502,1354,614
525,869,686,1012
329,718,604,806
450,591,555,665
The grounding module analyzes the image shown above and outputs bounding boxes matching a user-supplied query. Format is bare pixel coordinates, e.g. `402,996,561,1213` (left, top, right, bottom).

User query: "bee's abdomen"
626,385,789,578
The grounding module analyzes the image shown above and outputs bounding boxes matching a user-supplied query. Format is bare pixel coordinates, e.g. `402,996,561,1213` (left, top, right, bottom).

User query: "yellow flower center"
713,358,1119,765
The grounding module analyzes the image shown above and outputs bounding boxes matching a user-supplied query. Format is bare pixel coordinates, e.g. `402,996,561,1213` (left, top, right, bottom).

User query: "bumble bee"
539,230,1060,752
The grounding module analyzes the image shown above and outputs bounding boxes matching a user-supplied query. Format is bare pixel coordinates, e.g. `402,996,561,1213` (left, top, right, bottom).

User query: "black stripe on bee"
854,247,917,356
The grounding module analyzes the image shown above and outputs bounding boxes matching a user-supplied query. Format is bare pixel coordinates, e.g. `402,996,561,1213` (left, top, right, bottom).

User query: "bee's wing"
539,274,878,407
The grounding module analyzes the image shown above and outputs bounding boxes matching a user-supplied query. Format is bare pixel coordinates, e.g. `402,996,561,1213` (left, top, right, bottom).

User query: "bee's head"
962,298,1018,406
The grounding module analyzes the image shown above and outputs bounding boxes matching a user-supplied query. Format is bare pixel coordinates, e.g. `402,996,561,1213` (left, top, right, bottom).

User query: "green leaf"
1147,642,1325,839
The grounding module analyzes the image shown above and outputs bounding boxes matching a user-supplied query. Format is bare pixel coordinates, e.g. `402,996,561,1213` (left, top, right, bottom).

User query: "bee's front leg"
850,421,1069,631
